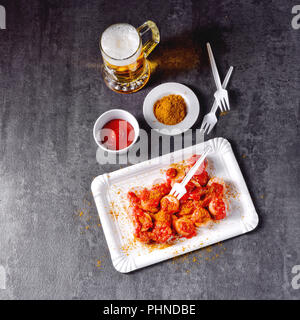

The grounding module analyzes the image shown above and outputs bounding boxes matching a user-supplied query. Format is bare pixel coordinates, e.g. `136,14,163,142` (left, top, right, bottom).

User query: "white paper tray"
91,137,258,273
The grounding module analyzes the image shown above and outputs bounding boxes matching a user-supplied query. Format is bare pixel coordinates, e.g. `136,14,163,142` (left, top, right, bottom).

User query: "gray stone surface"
0,0,299,300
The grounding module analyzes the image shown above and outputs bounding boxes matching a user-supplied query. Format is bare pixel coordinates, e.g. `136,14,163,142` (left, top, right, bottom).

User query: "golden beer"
100,21,160,93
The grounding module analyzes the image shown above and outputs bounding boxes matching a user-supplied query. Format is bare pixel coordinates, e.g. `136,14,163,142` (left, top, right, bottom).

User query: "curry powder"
153,94,187,125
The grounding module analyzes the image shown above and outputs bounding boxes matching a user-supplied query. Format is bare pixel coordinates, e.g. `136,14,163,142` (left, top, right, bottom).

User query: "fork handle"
181,146,212,187
207,43,223,90
212,66,234,113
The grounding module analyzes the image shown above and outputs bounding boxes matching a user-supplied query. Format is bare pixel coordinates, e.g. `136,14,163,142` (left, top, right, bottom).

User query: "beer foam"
101,24,140,61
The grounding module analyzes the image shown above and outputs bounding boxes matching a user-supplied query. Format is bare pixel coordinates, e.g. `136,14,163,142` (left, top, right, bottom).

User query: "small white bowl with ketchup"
93,109,139,153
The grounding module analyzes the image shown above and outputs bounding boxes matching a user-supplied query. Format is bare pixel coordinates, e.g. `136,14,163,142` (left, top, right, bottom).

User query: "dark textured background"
0,0,299,299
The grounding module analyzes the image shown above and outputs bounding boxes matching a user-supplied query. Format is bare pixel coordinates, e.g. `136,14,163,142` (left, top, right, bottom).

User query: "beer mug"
100,21,160,94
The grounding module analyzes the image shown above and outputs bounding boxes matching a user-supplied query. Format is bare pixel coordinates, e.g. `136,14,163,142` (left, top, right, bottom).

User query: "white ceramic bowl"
93,109,140,154
143,82,200,135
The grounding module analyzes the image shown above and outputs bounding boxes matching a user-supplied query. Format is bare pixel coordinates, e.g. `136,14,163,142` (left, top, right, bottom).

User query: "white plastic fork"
207,43,230,112
201,66,233,134
170,146,212,200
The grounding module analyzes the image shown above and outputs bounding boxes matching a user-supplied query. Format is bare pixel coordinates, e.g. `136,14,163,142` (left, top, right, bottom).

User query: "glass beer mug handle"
137,21,160,58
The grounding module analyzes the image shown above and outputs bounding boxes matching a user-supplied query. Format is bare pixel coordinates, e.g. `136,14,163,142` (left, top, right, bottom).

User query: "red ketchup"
100,119,134,150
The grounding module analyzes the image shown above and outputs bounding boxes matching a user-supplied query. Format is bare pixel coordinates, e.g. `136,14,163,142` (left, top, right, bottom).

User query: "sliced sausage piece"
208,198,227,220
178,200,195,216
191,207,212,226
173,217,196,238
150,222,173,243
160,195,180,214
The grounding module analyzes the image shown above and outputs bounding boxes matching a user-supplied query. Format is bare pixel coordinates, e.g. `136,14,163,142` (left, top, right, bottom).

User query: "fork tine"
200,122,206,131
222,99,227,111
220,100,224,112
207,123,214,134
222,99,226,112
224,98,229,110
223,99,227,111
204,123,209,134
225,96,230,110
223,98,229,111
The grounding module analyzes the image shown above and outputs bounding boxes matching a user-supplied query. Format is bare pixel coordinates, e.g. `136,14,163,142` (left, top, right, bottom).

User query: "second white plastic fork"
207,42,230,112
170,146,212,200
201,66,233,134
